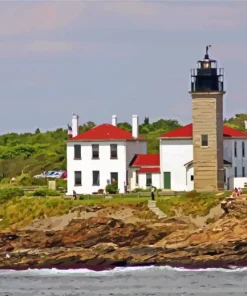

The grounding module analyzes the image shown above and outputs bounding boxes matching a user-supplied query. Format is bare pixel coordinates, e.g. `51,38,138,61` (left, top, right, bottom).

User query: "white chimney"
244,120,247,130
72,113,79,137
132,115,139,138
112,115,117,126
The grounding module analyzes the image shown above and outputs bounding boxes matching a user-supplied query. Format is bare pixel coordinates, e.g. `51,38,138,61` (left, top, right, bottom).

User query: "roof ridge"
160,122,247,138
69,123,146,141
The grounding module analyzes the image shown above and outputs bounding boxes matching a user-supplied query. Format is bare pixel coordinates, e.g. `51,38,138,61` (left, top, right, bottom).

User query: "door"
164,172,171,189
110,172,118,187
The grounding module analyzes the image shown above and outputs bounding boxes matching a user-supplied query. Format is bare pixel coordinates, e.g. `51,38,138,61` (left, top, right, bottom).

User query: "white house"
67,114,147,194
159,123,247,191
67,114,247,194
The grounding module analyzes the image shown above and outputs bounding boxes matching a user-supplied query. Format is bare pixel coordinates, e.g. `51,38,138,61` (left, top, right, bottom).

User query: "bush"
0,187,24,204
0,178,11,184
56,179,67,190
105,183,118,194
33,189,60,197
17,174,47,186
133,187,155,193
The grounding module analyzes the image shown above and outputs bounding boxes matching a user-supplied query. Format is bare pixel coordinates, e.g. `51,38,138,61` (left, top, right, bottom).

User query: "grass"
0,190,232,230
156,191,230,217
0,196,150,230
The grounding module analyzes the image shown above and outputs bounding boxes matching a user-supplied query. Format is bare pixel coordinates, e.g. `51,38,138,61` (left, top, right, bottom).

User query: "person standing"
72,190,77,200
151,186,155,201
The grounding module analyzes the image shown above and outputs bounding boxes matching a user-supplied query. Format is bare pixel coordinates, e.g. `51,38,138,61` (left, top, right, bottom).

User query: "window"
235,167,237,177
92,171,100,186
224,169,226,183
190,175,194,181
242,167,245,177
201,134,208,147
126,170,128,186
110,172,118,186
74,171,82,186
110,144,118,159
242,142,245,157
146,173,152,186
234,141,237,157
136,172,139,185
74,145,81,159
92,144,99,159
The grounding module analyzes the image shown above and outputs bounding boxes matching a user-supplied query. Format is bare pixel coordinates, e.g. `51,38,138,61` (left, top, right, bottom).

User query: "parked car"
34,170,67,179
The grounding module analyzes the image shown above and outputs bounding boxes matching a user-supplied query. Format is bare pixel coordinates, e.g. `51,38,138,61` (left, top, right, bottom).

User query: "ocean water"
0,266,247,296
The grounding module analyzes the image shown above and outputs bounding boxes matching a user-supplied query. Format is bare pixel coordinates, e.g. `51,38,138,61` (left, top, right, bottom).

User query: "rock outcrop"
1,200,247,270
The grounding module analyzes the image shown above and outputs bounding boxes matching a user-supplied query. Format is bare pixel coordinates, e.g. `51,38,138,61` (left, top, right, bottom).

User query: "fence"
63,190,183,200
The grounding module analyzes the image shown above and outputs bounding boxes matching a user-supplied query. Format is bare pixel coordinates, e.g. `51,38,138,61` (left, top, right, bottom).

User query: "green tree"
144,117,149,125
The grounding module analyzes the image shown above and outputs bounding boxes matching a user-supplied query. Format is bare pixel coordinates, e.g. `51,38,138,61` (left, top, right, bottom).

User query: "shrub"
56,179,67,190
133,187,153,193
105,183,118,194
0,178,11,184
33,189,60,197
17,174,47,186
0,187,24,204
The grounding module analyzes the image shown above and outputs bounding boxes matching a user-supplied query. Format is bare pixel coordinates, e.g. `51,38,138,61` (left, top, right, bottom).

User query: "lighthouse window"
201,135,208,147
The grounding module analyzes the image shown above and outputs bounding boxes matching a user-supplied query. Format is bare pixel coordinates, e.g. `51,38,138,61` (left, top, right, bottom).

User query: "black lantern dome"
190,45,224,92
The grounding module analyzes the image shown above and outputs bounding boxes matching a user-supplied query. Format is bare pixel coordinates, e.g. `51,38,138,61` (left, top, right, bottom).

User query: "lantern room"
190,45,224,92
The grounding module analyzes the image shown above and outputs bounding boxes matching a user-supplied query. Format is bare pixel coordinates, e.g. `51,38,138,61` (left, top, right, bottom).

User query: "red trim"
137,167,160,173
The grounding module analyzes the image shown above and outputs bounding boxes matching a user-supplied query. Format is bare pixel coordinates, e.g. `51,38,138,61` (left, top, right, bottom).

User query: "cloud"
102,2,247,31
103,2,156,16
0,2,84,36
0,40,136,58
0,1,245,38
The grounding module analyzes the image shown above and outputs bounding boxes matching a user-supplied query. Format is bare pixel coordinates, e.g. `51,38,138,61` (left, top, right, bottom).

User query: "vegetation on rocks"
0,188,232,230
1,113,245,179
156,190,231,217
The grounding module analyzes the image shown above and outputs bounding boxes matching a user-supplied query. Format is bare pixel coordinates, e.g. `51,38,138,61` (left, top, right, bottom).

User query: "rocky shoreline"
1,199,247,271
2,244,247,271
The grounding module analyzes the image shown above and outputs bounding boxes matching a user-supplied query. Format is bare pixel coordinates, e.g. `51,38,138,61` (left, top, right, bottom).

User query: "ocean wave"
1,265,247,276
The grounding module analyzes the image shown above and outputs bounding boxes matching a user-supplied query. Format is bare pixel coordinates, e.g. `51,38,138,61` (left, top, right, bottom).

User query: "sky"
0,0,247,133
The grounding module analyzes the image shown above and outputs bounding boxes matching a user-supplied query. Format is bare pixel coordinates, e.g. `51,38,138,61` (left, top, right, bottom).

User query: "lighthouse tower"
190,46,225,191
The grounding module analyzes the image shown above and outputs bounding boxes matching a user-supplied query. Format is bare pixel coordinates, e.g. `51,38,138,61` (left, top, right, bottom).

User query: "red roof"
137,167,160,173
130,154,160,166
160,123,247,138
69,124,146,141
